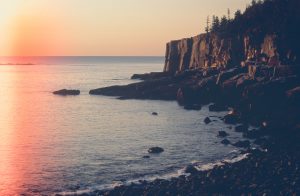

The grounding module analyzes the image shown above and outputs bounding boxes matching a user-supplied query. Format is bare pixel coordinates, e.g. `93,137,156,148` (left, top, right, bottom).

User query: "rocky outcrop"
164,34,242,74
53,89,80,96
164,33,298,74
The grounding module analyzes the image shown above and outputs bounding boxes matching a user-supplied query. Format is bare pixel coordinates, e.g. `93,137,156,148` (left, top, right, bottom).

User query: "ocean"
0,56,243,195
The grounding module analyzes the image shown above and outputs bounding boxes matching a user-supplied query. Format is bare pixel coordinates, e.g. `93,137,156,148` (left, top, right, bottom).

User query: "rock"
152,112,158,116
143,155,150,159
53,89,80,96
218,131,229,137
233,140,251,148
216,68,246,85
221,139,231,145
204,117,212,124
90,77,179,100
164,34,244,74
224,112,240,124
131,72,169,80
148,147,164,154
184,165,198,175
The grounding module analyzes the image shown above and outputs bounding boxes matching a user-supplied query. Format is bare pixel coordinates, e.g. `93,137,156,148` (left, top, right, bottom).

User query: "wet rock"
204,117,212,124
177,87,201,106
233,140,251,148
148,147,164,154
53,89,80,96
131,72,169,80
221,139,231,145
218,131,229,137
185,165,198,175
224,112,240,124
152,112,158,116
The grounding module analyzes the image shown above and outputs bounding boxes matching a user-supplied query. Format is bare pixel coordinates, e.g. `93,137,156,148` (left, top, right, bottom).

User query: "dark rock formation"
131,72,170,80
204,117,212,124
53,89,80,96
184,165,198,175
148,147,164,154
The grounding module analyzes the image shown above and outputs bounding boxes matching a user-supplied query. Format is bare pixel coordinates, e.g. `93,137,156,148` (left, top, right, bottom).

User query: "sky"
0,0,251,56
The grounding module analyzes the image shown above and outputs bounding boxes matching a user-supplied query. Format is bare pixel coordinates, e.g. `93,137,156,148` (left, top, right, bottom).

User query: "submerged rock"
148,147,164,154
204,117,212,124
53,89,80,96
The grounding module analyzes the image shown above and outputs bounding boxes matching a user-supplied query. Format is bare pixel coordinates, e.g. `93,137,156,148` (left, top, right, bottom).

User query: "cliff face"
164,33,295,74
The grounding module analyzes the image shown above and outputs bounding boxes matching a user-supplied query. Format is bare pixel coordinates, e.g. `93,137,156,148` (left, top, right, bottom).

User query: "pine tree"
205,15,210,33
227,8,231,20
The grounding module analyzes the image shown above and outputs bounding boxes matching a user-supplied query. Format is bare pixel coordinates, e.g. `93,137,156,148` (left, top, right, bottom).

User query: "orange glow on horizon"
9,9,69,56
0,0,252,56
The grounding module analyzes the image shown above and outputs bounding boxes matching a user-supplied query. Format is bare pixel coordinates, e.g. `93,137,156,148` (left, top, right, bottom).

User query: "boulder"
152,112,158,116
53,89,80,96
176,87,200,106
224,111,240,124
148,147,164,154
184,165,198,175
204,117,212,124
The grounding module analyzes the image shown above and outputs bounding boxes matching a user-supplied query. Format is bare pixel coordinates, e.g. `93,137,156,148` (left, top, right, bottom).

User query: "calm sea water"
0,57,243,195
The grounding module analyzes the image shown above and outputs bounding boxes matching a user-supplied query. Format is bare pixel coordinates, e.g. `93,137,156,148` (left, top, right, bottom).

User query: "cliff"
164,0,300,74
164,33,296,74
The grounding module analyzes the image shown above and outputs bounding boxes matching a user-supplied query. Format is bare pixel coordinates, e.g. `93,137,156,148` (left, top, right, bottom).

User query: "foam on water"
56,152,250,195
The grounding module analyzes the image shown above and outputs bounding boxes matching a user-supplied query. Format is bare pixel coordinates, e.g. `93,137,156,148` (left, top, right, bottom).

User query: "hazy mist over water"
0,57,242,195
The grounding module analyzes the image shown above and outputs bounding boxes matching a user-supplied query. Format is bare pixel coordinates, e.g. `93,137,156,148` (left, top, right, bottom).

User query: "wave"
55,151,249,196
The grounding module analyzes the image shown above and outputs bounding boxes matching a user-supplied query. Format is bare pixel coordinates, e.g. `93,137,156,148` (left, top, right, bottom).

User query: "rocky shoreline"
85,62,300,195
91,139,300,196
86,1,300,192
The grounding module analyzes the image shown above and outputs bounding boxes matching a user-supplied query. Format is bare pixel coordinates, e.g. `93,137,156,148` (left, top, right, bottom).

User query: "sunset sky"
0,0,251,56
